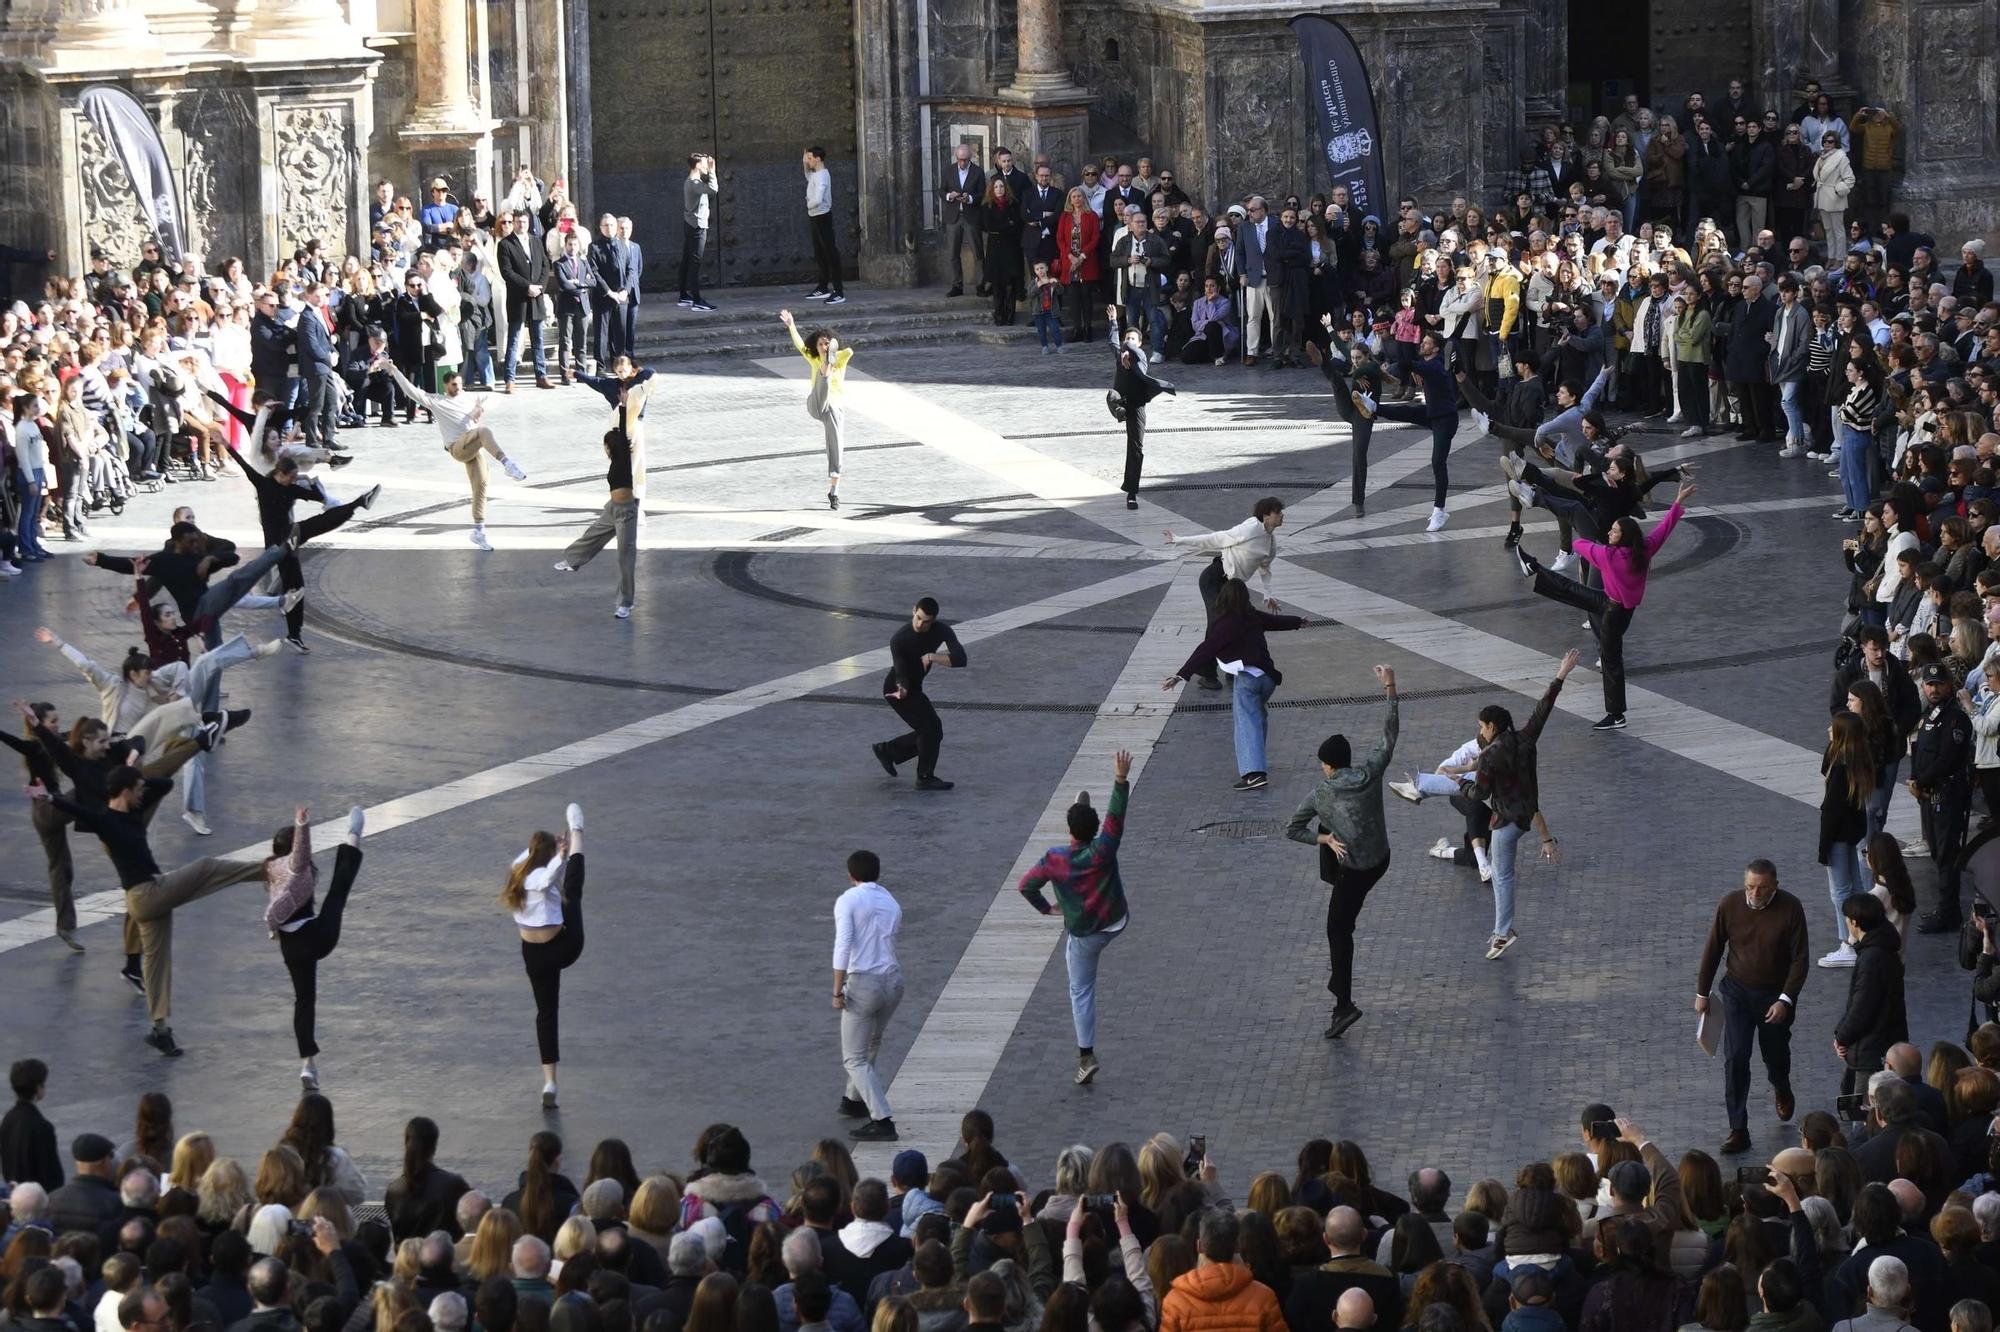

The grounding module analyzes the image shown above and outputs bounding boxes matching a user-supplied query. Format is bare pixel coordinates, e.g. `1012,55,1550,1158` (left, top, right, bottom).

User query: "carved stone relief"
176,88,255,262
1391,43,1471,200
75,116,153,268
1914,4,1985,160
275,103,353,257
1212,52,1291,203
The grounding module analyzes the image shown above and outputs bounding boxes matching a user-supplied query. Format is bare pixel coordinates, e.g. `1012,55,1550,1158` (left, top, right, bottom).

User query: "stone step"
629,303,1047,359
630,321,1044,360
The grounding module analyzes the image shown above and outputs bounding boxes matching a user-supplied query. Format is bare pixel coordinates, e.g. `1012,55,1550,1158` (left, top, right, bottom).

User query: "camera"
1083,1193,1119,1211
1183,1134,1207,1177
286,1218,315,1242
1836,1092,1868,1122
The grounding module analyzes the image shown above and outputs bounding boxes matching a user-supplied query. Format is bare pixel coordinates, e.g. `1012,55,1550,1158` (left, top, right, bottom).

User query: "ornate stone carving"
177,89,254,262
1391,43,1471,199
1915,5,1984,160
275,103,352,256
1213,52,1291,203
75,115,151,268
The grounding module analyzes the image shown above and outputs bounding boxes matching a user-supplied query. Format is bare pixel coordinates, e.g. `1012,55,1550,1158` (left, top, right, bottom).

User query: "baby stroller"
83,434,135,518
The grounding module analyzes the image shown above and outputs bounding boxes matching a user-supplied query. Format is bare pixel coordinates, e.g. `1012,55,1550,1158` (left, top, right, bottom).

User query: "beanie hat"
1965,238,1988,257
1318,734,1352,768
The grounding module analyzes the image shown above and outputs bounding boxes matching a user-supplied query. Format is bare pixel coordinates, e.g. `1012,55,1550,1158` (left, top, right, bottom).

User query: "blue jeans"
1490,820,1525,936
1825,841,1865,940
1779,379,1805,445
504,311,547,382
1838,423,1874,514
1866,757,1898,841
1065,928,1119,1048
1231,670,1275,775
16,469,46,557
1034,307,1064,349
1125,290,1166,352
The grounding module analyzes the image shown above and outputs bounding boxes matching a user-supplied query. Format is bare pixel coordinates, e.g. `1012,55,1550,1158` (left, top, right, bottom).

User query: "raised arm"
1361,667,1400,779
37,627,115,694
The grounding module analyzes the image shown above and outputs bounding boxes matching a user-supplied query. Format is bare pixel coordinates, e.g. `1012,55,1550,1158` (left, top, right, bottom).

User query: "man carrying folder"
1695,859,1810,1158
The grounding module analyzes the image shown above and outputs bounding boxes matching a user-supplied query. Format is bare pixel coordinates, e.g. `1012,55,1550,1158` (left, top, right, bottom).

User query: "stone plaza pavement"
0,331,1968,1198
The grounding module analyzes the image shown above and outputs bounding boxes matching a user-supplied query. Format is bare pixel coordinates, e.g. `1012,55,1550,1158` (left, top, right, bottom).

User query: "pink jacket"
1574,501,1685,609
263,818,315,935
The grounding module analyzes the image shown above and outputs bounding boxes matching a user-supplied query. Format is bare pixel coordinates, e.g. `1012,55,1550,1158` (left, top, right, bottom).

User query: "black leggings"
1371,402,1454,507
1448,792,1492,865
1323,853,1391,1009
277,843,363,1058
1320,360,1376,509
1121,406,1146,497
1530,562,1635,715
520,854,587,1064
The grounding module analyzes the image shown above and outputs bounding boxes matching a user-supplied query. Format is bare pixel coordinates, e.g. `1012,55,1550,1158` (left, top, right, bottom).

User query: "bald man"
1286,1206,1401,1331
1885,1042,1948,1133
1334,1290,1375,1329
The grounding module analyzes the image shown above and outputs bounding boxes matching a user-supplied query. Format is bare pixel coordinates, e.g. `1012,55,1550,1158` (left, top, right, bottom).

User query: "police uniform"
1909,662,1973,927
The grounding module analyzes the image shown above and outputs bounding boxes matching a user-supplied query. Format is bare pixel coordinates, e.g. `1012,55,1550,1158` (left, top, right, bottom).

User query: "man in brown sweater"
1695,859,1810,1156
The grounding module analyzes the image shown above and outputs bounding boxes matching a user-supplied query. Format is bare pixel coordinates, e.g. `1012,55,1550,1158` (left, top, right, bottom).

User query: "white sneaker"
1484,931,1518,961
613,603,631,619
0,561,20,577
1778,444,1804,458
1551,551,1578,575
1390,779,1423,804
254,638,284,659
502,458,527,481
1817,943,1857,968
1507,478,1537,508
567,803,585,830
1471,408,1490,438
281,587,306,613
1901,838,1930,857
1680,426,1702,438
1427,837,1456,860
1666,412,1683,424
182,811,212,837
470,527,493,551
552,560,576,572
1148,351,1162,364
1426,506,1448,532
1355,392,1377,416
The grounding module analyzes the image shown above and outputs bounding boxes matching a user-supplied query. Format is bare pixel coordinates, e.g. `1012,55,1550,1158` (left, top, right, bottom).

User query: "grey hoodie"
1285,695,1398,872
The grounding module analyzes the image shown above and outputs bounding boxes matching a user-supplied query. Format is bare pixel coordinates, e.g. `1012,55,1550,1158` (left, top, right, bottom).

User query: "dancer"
1163,496,1286,691
266,805,366,1091
504,802,587,1108
30,768,270,1056
87,530,294,644
1389,731,1495,880
1499,443,1692,582
1106,323,1175,510
3,703,82,951
373,357,527,550
1161,577,1314,791
1285,666,1397,1039
1018,748,1133,1086
554,359,649,619
574,355,654,522
831,849,902,1142
1468,366,1613,563
226,442,379,652
871,597,967,791
779,308,852,510
1366,331,1459,531
1510,480,1695,731
1303,327,1380,516
1471,649,1581,961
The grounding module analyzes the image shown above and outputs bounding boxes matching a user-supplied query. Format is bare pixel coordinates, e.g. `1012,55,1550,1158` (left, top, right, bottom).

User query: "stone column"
401,0,497,209
1003,0,1079,97
240,0,370,57
47,0,160,66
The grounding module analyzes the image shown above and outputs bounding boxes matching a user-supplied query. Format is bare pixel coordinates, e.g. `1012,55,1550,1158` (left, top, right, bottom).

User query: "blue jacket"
297,308,336,377
1406,355,1461,423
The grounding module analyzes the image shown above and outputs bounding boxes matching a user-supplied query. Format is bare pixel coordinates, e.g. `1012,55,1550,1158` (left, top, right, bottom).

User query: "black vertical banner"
1290,16,1387,220
79,85,187,260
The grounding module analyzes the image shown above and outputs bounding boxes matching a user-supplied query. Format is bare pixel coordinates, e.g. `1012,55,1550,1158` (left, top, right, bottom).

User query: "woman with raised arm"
264,804,367,1091
504,803,588,1108
780,308,853,511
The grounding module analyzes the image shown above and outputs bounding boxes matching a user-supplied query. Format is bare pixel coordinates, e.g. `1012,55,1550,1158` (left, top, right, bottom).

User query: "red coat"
1055,210,1100,284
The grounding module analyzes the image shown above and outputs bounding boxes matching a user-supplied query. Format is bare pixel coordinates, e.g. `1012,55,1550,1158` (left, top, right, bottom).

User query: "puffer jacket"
1158,1263,1283,1332
1666,1227,1711,1281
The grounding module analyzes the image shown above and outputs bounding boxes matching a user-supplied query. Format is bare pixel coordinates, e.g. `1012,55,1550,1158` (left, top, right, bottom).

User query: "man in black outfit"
497,210,553,392
227,448,378,652
871,597,967,792
1,1058,63,1190
1910,661,1973,933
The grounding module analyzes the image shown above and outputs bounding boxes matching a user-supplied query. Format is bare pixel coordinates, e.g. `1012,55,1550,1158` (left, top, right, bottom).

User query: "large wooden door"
587,0,858,290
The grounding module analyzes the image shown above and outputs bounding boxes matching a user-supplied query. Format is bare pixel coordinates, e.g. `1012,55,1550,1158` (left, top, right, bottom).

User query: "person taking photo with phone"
1694,859,1811,1156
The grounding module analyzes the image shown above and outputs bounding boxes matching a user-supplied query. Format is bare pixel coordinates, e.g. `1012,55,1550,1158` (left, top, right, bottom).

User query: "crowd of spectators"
11,1061,2000,1332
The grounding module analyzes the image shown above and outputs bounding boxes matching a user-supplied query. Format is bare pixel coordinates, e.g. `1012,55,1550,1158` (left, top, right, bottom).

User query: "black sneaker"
1513,545,1536,579
871,743,898,777
914,775,955,791
824,293,846,305
328,453,354,468
145,1027,183,1057
838,1096,869,1118
284,636,311,654
1591,714,1627,731
1504,520,1523,549
1324,1006,1363,1040
691,300,717,312
224,708,253,738
1232,772,1268,791
121,966,146,995
849,1117,898,1142
1917,910,1963,935
195,719,224,751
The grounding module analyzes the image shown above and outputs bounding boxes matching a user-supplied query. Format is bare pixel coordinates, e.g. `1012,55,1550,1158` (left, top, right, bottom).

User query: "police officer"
1911,661,1973,933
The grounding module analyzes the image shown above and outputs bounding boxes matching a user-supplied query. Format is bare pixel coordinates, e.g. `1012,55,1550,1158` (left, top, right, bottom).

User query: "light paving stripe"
0,562,1179,956
1291,492,1847,556
850,563,1206,1175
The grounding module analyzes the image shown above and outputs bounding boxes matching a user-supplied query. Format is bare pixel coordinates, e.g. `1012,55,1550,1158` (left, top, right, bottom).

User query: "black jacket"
501,1171,581,1242
1686,135,1734,205
497,233,552,311
225,1307,302,1332
1729,136,1776,196
46,1172,121,1239
1909,697,1973,795
250,311,295,389
1267,225,1313,308
384,1163,472,1240
1817,758,1870,864
882,621,966,699
0,1099,63,1191
1830,654,1920,736
1833,925,1907,1069
1723,295,1775,382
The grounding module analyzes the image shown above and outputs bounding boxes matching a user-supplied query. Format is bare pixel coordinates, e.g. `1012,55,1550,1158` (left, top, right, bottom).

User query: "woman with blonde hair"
1135,1137,1185,1212
1244,1171,1289,1218
552,1216,598,1274
167,1132,215,1196
503,802,588,1108
197,1159,253,1232
811,1140,859,1205
466,1208,524,1282
627,1177,682,1271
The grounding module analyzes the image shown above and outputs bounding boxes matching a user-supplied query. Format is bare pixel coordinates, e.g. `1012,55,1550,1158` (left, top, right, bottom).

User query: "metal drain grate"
1191,819,1285,839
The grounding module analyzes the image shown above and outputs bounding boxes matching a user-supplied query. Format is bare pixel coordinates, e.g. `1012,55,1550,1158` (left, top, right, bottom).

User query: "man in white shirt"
1163,497,1285,689
833,850,902,1142
373,358,527,551
803,146,845,304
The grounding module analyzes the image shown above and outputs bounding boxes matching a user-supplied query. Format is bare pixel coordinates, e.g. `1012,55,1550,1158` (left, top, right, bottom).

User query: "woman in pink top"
1512,480,1696,731
267,804,367,1092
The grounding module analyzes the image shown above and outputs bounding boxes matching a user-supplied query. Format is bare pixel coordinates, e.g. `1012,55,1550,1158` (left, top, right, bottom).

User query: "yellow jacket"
789,324,853,396
1848,110,1900,171
1485,267,1522,340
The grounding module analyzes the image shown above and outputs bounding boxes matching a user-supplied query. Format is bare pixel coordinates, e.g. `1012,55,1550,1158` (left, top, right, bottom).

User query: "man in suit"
297,282,341,447
1021,164,1063,278
939,143,986,298
497,207,554,392
588,213,637,368
1724,272,1779,443
617,216,644,357
1239,197,1274,365
1767,273,1811,457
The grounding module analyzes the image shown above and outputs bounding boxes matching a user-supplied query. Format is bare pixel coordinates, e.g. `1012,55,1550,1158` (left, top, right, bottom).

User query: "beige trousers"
126,857,267,1022
447,426,504,523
